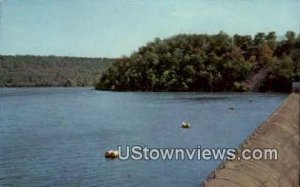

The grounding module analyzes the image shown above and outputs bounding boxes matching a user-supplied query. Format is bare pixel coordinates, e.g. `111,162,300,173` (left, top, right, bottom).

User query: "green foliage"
0,55,114,87
258,56,296,92
96,31,299,92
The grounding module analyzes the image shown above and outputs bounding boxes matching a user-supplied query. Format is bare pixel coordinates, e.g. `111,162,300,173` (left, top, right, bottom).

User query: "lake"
0,88,286,187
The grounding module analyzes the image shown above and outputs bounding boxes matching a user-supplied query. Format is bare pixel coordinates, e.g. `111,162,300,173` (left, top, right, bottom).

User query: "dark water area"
0,88,286,186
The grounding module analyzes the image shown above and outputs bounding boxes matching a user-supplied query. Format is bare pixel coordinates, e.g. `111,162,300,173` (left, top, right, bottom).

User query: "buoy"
105,150,119,158
248,98,252,102
182,121,191,128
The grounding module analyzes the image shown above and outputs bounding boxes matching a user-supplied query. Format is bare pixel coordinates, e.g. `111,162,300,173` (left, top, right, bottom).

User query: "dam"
204,93,300,187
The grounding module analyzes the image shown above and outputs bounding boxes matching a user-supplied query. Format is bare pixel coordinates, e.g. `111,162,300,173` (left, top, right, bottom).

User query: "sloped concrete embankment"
204,93,300,187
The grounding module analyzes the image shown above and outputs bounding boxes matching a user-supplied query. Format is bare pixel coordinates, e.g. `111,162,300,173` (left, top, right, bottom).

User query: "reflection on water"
0,88,286,187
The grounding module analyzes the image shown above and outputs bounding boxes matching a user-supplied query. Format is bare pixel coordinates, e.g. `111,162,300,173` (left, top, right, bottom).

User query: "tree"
254,32,266,46
265,31,277,51
285,31,296,51
233,34,252,50
259,43,274,64
96,31,297,92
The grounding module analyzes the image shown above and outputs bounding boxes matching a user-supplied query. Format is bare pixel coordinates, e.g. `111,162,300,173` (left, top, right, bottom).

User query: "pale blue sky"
0,0,299,57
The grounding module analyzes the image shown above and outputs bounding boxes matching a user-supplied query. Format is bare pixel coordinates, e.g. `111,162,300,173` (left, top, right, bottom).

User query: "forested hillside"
96,31,300,92
0,55,114,87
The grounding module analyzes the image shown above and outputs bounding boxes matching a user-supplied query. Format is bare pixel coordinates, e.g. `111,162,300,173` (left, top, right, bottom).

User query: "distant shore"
0,86,290,94
0,55,114,87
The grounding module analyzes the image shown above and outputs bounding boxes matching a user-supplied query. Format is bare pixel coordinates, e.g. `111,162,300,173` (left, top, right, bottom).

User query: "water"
0,88,286,187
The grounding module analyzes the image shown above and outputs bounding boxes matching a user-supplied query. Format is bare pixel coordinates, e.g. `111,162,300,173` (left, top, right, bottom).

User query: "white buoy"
182,121,191,128
105,150,119,158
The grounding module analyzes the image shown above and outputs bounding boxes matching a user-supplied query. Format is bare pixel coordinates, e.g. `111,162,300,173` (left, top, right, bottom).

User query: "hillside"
0,55,114,87
96,31,300,92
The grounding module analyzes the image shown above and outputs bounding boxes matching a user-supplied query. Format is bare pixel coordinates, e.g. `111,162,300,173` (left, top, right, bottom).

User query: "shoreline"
0,86,290,94
202,93,300,187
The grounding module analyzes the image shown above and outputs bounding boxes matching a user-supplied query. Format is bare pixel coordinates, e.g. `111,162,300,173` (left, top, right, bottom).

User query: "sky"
0,0,299,58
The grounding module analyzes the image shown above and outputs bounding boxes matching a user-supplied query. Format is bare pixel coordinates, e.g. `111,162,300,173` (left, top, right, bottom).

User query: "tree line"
0,55,114,87
96,31,300,92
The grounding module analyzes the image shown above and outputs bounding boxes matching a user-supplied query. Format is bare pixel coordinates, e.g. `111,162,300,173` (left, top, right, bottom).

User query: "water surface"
0,88,286,186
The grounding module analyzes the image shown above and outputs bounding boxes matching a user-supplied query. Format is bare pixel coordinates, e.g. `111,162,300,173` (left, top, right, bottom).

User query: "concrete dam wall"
204,93,300,187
